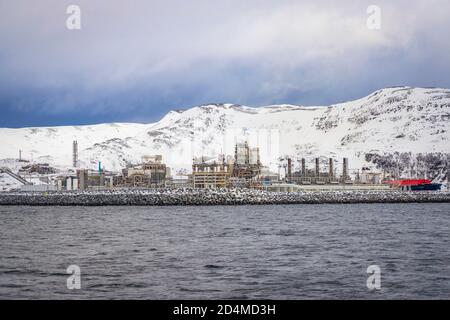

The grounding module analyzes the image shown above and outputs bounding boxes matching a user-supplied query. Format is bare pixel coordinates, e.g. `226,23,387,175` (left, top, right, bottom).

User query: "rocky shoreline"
0,189,449,206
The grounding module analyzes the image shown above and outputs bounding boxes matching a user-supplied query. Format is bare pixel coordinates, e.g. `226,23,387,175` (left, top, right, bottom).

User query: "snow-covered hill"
1,87,449,177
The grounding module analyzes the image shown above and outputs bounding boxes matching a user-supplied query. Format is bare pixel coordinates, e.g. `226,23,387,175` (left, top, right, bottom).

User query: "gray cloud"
0,0,450,125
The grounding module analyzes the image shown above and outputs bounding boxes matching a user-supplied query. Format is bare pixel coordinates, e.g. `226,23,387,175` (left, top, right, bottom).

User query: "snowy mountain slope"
0,123,150,170
0,87,449,177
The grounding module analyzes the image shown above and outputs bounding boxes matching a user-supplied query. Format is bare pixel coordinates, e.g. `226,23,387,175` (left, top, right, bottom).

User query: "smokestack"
329,158,334,178
256,147,260,166
72,141,78,168
301,158,306,176
245,141,249,165
287,158,292,182
315,158,320,177
447,166,450,190
343,157,349,180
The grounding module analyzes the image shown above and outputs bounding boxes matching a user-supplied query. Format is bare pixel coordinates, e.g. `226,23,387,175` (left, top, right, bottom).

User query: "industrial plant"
0,139,446,193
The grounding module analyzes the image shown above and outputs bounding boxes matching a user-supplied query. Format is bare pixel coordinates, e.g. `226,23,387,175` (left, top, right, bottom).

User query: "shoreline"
0,189,449,206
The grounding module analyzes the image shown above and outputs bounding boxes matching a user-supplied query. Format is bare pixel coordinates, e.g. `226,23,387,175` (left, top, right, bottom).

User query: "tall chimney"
287,158,292,182
301,158,306,176
72,141,78,168
447,166,450,190
343,157,349,180
315,158,320,177
245,141,250,165
329,158,334,178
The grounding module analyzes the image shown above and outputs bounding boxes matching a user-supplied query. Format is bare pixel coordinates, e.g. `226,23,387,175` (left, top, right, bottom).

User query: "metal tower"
73,140,78,168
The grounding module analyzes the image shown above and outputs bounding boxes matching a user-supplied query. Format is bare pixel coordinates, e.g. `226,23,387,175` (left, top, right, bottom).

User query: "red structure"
388,179,431,186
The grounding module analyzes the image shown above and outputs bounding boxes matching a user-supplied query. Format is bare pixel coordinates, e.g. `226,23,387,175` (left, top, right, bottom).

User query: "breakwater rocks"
0,189,450,206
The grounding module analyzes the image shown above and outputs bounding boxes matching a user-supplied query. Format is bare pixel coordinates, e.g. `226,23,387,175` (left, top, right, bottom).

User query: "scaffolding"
113,155,168,188
233,142,261,180
191,161,229,189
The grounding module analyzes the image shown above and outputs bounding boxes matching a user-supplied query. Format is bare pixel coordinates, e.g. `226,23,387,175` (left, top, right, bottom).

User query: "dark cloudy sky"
0,0,449,127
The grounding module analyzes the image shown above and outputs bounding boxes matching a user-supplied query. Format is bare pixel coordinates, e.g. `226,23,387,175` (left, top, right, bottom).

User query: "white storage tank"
66,177,72,191
72,178,78,190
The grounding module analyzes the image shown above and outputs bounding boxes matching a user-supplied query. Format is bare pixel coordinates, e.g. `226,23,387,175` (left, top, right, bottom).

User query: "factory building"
191,156,230,189
18,163,57,175
289,157,352,185
231,142,262,180
56,175,78,191
358,167,382,184
114,155,168,188
56,169,114,191
190,142,263,189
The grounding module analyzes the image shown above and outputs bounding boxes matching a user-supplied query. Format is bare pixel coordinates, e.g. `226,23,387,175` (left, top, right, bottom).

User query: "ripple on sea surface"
0,203,449,299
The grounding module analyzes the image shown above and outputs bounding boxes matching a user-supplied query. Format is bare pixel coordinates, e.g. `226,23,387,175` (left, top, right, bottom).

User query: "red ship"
388,179,442,191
